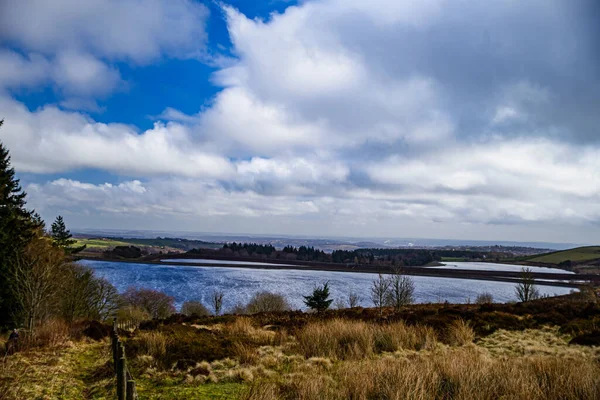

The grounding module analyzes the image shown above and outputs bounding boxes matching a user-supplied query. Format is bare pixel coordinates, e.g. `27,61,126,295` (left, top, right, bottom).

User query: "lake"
431,261,575,274
80,259,574,311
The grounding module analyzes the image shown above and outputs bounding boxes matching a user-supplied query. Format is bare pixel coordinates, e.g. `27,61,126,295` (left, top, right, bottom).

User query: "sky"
0,0,599,244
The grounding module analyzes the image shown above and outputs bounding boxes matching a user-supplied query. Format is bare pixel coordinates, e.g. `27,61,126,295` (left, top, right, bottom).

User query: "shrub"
117,305,151,326
121,287,175,319
476,292,494,304
21,319,70,349
245,292,291,314
180,300,210,317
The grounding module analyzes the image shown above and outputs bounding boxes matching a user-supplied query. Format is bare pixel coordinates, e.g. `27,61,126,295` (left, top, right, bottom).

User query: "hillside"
526,246,600,265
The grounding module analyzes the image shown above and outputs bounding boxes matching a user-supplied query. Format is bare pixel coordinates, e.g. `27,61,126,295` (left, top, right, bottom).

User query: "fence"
111,318,138,400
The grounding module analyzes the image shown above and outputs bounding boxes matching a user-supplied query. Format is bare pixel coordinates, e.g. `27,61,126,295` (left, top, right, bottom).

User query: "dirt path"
0,340,113,400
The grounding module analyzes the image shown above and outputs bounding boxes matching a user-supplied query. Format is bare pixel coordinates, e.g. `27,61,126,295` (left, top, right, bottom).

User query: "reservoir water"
81,259,574,311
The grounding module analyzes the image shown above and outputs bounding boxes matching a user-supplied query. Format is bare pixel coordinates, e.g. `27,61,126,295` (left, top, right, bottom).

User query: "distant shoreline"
79,256,593,289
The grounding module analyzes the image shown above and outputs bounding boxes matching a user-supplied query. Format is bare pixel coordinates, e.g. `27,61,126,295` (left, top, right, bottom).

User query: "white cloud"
3,0,600,241
0,96,233,178
0,50,50,90
0,0,209,107
52,52,123,97
0,0,210,64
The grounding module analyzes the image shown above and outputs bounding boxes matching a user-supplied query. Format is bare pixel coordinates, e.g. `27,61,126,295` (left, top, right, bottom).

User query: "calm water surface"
81,260,573,311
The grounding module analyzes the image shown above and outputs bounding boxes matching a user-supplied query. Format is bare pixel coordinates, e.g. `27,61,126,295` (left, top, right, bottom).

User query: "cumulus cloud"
0,96,233,178
0,0,209,63
0,0,209,105
3,0,600,241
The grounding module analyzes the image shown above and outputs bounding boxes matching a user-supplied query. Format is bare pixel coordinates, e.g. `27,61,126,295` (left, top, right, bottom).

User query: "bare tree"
59,264,98,323
89,277,120,321
334,298,346,309
211,290,224,315
10,237,65,329
386,269,415,310
348,292,360,308
515,267,540,302
371,273,391,317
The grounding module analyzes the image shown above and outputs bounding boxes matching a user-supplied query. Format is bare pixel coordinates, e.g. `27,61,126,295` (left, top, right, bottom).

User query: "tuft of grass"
137,331,170,359
296,319,438,360
446,319,475,346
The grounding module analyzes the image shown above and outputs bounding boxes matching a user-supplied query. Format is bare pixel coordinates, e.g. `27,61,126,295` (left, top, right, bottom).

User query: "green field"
74,237,222,251
74,238,131,249
527,246,600,264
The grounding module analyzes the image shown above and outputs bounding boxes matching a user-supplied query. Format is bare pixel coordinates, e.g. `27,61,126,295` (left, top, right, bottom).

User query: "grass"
0,340,113,399
4,293,600,399
74,238,131,249
527,246,600,264
74,237,222,251
136,381,245,399
243,341,600,400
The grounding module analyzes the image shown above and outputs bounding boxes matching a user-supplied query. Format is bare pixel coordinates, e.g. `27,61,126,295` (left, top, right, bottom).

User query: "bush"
246,292,291,314
117,305,151,325
476,292,494,304
105,245,142,259
180,301,210,317
121,287,175,319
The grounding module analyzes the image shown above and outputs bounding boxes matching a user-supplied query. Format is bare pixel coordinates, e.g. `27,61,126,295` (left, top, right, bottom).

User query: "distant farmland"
527,246,600,264
75,237,222,252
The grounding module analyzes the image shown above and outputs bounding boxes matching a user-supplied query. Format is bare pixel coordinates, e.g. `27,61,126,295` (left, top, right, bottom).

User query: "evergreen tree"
0,120,44,325
303,282,333,312
51,215,85,254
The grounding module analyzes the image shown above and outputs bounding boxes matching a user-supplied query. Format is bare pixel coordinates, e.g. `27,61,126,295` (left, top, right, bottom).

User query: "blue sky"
0,0,599,243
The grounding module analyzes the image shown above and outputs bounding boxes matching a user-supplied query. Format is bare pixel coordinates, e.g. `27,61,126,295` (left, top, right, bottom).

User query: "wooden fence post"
111,334,117,372
111,317,137,400
117,356,127,400
127,380,137,400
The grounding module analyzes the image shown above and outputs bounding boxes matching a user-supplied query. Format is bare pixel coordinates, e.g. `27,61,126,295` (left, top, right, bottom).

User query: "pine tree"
0,120,44,325
303,282,333,312
51,215,86,254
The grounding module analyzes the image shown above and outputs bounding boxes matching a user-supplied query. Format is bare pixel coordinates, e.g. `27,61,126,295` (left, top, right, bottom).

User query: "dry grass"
478,326,600,358
446,319,475,346
225,317,276,345
296,319,438,360
0,340,112,400
137,331,170,359
243,345,600,400
18,319,71,351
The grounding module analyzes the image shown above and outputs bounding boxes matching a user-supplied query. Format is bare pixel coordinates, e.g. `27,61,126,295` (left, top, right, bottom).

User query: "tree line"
189,243,487,266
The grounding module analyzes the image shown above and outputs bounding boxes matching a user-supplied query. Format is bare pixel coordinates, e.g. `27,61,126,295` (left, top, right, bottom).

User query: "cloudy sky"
0,0,599,244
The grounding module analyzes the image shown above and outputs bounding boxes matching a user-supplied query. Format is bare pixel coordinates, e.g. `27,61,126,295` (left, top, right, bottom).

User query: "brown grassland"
1,291,600,399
